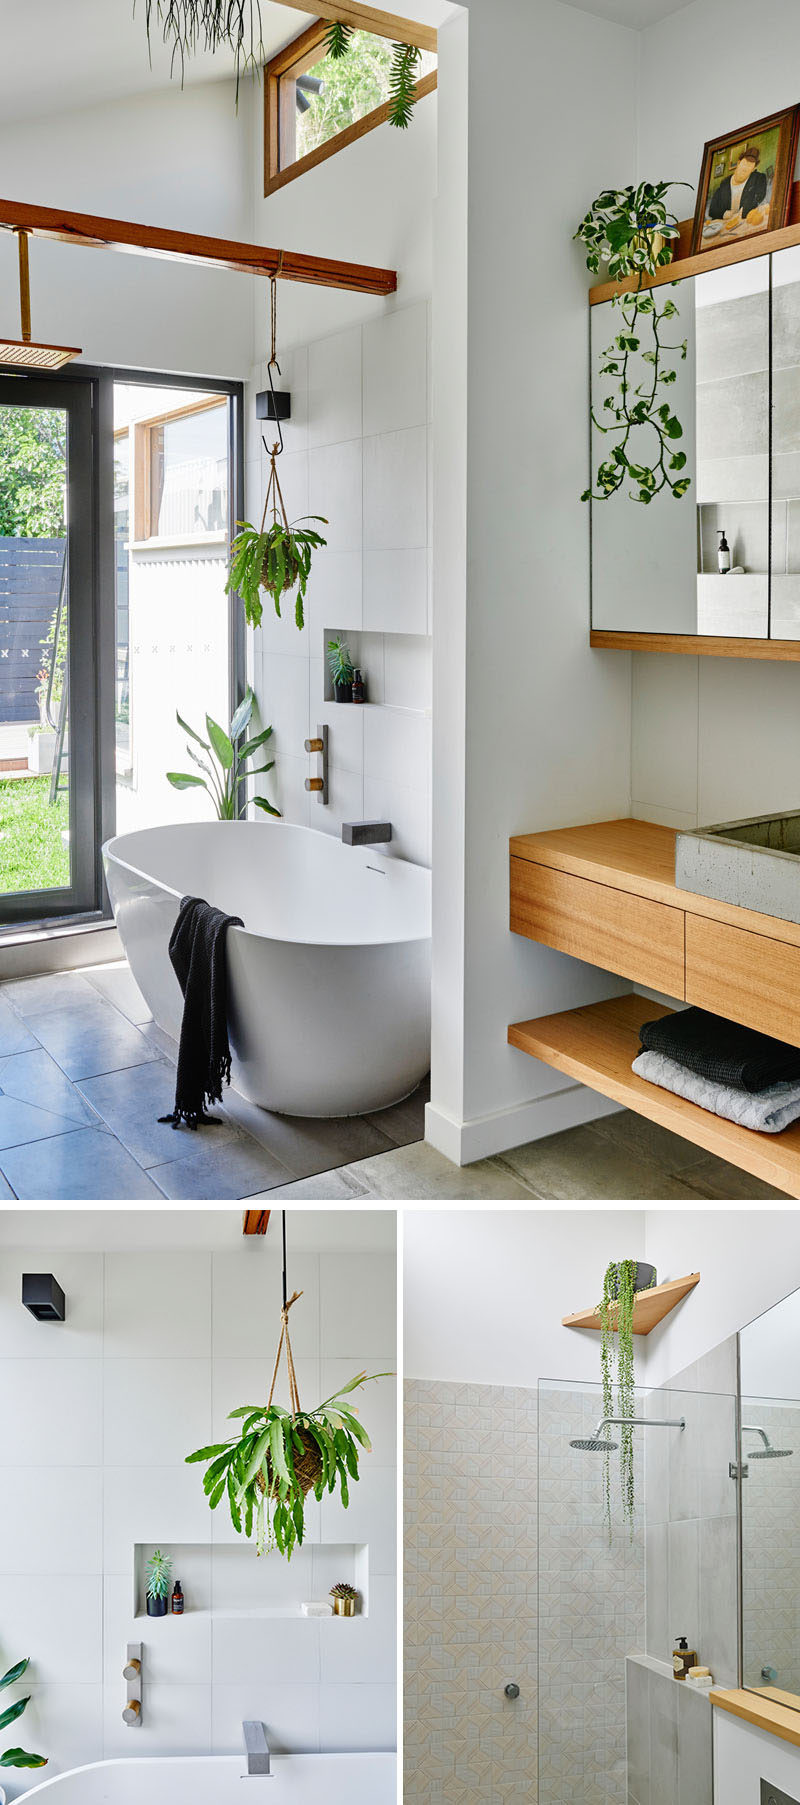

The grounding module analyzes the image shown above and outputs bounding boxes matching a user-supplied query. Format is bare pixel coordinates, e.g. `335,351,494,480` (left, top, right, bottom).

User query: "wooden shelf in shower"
561,1267,701,1336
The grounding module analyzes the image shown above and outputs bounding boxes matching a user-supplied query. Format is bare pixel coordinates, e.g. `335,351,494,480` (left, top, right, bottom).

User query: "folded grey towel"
632,1049,800,1135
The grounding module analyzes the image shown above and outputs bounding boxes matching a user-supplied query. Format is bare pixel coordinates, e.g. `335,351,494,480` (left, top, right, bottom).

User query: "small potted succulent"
327,637,355,703
0,1656,46,1793
330,1582,358,1617
146,1548,172,1618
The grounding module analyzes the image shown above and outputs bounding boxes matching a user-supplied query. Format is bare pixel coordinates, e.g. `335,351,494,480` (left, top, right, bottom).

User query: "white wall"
643,1209,800,1389
631,0,800,834
403,1208,647,1385
426,0,638,1165
714,1706,800,1803
0,82,253,377
0,1220,396,1795
247,304,432,862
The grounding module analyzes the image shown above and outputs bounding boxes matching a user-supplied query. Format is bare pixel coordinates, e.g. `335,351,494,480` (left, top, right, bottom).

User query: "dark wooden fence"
0,537,66,726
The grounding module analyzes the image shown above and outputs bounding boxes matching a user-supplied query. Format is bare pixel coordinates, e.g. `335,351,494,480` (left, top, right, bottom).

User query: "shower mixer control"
504,1683,520,1699
761,1781,799,1805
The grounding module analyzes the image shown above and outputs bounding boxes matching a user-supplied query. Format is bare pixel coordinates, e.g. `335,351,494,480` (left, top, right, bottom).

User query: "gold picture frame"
691,106,800,255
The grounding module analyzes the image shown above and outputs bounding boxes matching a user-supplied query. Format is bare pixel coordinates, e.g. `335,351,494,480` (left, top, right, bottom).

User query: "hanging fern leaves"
388,40,422,128
325,19,354,58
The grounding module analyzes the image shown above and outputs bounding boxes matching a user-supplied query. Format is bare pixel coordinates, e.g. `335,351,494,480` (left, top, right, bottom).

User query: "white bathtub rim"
103,821,431,951
20,1752,393,1796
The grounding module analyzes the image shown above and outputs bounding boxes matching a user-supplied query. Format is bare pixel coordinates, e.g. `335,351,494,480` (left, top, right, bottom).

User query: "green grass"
0,775,70,895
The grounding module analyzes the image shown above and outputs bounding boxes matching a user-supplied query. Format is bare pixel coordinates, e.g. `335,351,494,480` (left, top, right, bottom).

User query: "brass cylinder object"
122,1700,141,1725
304,737,323,753
332,1596,356,1616
123,1657,141,1681
305,776,324,792
15,229,31,343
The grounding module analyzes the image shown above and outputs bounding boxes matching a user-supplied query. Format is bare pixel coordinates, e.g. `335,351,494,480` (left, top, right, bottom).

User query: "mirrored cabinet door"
772,245,800,639
589,256,771,640
740,1287,800,1706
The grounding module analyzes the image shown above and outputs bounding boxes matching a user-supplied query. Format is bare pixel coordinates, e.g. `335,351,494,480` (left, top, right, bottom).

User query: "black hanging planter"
146,1595,168,1618
607,1262,657,1298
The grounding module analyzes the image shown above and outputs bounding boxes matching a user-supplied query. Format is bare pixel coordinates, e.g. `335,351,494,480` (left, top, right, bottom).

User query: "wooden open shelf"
508,994,799,1198
590,629,800,662
589,179,800,305
562,1271,700,1336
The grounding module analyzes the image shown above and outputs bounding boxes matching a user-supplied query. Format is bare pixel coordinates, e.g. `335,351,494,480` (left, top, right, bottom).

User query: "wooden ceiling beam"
242,1210,272,1235
272,0,437,53
0,198,397,296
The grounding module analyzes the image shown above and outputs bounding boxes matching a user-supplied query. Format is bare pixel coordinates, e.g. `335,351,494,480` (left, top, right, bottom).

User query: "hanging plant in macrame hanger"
186,1212,390,1558
226,271,327,632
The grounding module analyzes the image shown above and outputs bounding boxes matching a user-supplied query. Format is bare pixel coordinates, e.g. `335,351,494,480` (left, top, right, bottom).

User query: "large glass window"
265,20,436,195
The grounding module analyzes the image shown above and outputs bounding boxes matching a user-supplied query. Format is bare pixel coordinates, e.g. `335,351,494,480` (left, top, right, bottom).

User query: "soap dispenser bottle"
171,1580,184,1615
672,1635,697,1680
717,530,731,574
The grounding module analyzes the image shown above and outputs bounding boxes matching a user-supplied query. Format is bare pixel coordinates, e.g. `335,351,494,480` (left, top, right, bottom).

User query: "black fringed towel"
639,1006,800,1094
159,895,244,1130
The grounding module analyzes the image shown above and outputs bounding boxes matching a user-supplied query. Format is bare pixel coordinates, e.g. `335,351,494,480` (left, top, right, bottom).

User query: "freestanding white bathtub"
103,821,431,1117
18,1752,394,1802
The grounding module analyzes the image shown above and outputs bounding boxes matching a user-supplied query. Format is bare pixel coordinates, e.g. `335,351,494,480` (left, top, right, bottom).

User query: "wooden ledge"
710,1688,800,1747
589,180,800,305
590,630,800,662
562,1273,700,1336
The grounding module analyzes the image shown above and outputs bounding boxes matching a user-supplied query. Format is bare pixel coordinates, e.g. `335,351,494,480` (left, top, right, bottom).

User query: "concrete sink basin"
676,812,800,926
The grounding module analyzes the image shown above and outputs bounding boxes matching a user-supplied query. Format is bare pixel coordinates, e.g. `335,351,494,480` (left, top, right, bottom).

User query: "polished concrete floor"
0,965,786,1199
260,1109,790,1200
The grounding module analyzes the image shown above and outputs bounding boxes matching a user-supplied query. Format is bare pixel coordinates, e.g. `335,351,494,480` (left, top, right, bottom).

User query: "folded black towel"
639,1006,800,1094
159,895,244,1130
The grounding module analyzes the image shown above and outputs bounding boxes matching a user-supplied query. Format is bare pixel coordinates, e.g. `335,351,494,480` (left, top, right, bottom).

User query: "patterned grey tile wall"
740,1399,800,1693
404,1379,538,1805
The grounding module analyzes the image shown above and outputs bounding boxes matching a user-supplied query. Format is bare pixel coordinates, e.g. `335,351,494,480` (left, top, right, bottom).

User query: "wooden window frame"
264,2,437,198
132,395,227,543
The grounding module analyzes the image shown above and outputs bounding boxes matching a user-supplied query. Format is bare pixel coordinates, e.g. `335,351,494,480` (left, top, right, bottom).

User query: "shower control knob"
504,1683,520,1699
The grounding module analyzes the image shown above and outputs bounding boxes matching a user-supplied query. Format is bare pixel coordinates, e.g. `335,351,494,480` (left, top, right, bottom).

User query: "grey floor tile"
0,1170,15,1198
0,1093,87,1152
365,1074,430,1147
0,1126,163,1200
149,1134,294,1200
681,1153,788,1200
0,1047,98,1127
1,972,101,1017
0,997,40,1058
220,1087,397,1178
498,1124,706,1200
338,1140,538,1200
30,1000,158,1082
85,964,152,1024
252,1169,372,1200
76,1060,248,1170
139,1019,179,1061
592,1108,708,1174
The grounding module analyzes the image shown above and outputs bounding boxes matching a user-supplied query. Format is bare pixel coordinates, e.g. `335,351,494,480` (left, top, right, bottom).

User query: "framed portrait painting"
691,106,800,254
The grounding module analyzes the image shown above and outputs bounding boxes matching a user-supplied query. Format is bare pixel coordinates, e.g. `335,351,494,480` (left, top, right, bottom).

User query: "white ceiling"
0,1208,397,1251
561,0,693,25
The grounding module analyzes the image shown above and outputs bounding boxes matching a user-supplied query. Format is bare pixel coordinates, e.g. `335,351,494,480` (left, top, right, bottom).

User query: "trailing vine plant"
598,1260,653,1536
324,21,423,129
575,182,692,505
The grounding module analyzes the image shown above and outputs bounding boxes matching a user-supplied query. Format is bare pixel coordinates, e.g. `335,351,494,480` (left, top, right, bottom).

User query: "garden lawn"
0,775,70,895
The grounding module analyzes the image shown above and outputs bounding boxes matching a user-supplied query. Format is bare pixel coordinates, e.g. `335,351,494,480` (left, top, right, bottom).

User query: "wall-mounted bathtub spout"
342,820,392,847
570,1415,685,1451
742,1424,793,1459
242,1721,271,1777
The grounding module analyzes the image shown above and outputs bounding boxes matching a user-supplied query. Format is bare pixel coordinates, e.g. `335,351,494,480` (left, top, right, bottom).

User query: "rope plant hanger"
225,273,327,632
186,1212,390,1557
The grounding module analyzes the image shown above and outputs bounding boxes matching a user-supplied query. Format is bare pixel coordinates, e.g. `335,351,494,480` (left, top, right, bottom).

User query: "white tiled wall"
247,301,432,867
0,1242,396,1795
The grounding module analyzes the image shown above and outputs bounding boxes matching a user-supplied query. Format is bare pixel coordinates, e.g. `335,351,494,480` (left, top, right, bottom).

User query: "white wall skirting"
424,1081,620,1167
0,922,122,981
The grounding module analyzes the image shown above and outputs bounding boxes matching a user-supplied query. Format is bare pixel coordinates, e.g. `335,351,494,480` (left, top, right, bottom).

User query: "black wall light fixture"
256,387,291,423
22,1273,66,1321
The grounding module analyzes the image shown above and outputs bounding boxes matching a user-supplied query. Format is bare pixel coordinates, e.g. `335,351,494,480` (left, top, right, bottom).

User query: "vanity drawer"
510,856,685,995
685,915,800,1050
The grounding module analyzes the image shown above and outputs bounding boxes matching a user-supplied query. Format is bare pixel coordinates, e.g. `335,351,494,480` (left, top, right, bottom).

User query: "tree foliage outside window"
0,409,66,538
297,33,393,156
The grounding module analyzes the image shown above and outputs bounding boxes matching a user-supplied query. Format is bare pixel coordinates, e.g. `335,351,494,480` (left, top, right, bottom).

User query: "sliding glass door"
0,375,97,922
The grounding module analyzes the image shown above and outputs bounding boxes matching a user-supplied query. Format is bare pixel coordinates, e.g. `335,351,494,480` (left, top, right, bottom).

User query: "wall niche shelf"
562,1271,700,1336
509,817,800,1197
133,1540,368,1621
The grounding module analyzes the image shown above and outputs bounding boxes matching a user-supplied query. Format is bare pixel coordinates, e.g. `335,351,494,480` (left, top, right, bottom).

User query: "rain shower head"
570,1415,685,1452
743,1425,793,1459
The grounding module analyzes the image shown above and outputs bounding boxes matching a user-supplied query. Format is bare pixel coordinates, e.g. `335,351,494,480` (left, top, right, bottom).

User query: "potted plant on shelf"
598,1259,656,1533
0,1657,46,1796
146,1549,172,1617
186,1368,389,1559
574,180,693,506
166,685,281,819
327,637,355,704
329,1581,358,1617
